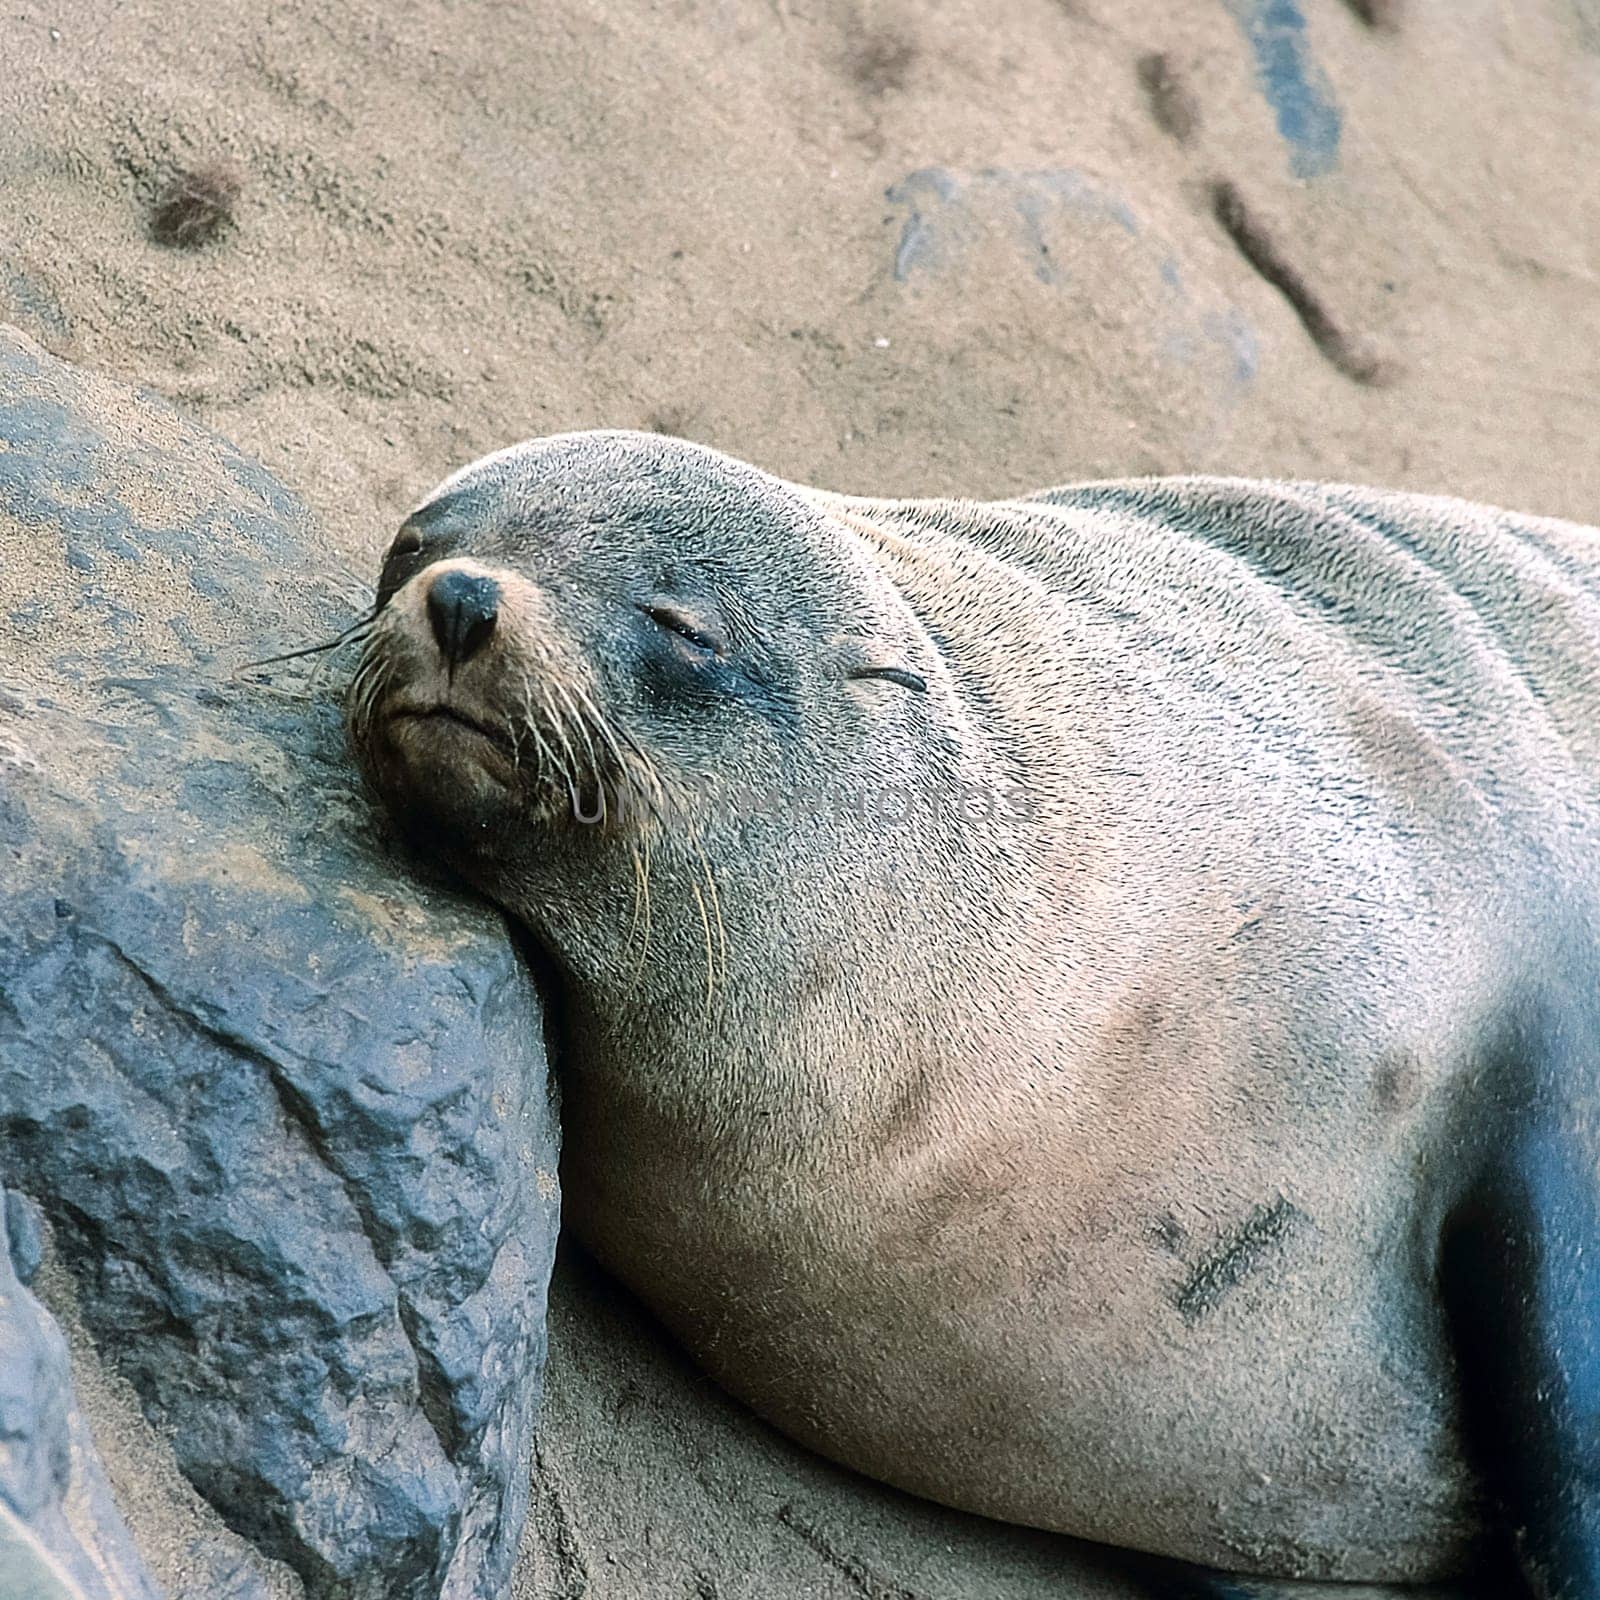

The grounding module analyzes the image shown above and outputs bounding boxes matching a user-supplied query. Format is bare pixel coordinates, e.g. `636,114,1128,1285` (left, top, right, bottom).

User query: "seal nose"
426,569,500,667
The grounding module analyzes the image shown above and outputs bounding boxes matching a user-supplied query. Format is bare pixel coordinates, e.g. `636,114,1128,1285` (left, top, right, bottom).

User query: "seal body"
348,434,1600,1590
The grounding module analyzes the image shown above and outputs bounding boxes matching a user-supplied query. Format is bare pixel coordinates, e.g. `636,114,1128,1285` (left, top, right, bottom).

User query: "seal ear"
830,635,928,694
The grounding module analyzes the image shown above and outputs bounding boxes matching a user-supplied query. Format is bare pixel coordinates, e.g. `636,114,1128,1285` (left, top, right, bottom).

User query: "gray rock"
0,1174,161,1600
0,326,560,1600
6,1189,44,1286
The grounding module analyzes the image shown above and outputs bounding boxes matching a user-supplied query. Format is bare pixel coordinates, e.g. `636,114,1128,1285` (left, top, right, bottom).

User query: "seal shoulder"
817,477,1600,799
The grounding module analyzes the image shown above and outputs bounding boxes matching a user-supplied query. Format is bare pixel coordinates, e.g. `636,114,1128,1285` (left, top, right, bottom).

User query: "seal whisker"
571,681,664,824
358,654,394,728
513,668,567,789
551,679,608,825
505,711,526,777
346,651,391,742
305,627,379,699
693,841,730,990
621,835,655,994
625,740,670,821
535,680,586,820
344,656,372,729
687,871,718,1016
241,626,382,705
524,677,582,815
507,671,540,781
234,615,377,679
602,711,661,778
534,707,583,817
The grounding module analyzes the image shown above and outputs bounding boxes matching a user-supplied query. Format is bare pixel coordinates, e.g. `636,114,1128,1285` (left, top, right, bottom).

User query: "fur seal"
347,431,1600,1595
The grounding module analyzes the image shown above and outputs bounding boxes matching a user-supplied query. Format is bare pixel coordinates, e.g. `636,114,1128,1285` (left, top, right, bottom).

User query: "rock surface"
0,1183,160,1600
0,327,561,1600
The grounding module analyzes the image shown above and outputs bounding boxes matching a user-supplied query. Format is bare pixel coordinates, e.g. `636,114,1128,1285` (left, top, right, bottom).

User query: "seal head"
350,429,952,997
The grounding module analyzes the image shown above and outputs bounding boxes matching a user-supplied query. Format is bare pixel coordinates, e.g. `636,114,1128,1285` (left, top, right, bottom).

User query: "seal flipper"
1439,1112,1600,1600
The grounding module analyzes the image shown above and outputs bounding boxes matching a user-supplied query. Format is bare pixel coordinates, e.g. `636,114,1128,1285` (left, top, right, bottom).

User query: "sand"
5,0,1600,564
2,0,1595,1593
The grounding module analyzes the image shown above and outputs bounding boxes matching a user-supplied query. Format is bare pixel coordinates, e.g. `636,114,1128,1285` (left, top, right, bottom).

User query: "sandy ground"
4,0,1598,1595
5,0,1600,565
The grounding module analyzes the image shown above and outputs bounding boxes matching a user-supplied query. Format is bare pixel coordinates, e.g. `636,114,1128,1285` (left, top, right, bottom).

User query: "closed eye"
638,603,725,655
848,665,927,693
376,539,428,609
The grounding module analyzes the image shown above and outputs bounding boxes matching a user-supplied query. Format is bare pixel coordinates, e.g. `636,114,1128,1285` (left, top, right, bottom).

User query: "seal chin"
389,704,518,773
367,700,522,830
